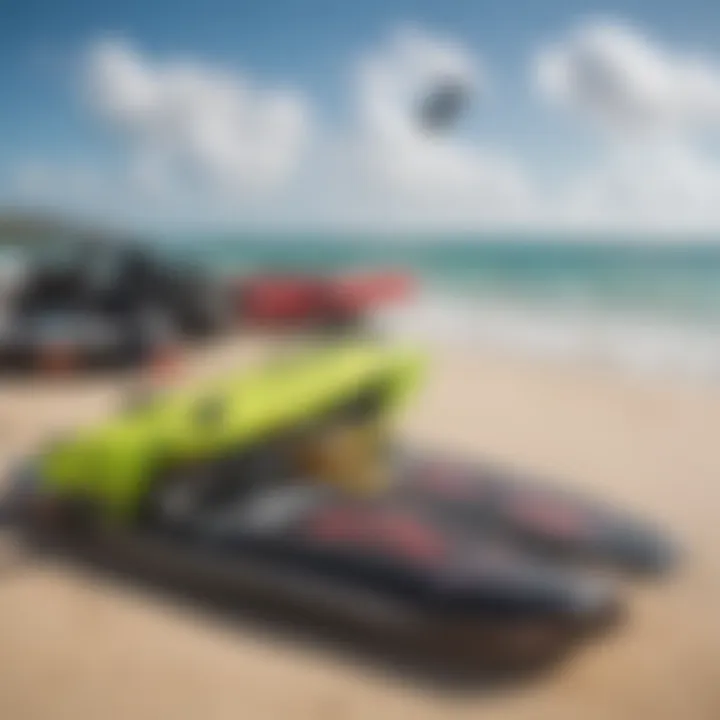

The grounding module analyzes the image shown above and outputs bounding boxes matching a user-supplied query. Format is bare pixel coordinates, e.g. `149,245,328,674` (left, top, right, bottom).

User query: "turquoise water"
166,235,720,378
172,236,720,324
6,233,720,376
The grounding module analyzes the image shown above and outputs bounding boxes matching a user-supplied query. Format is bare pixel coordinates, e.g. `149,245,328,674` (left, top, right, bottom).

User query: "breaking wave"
376,289,720,382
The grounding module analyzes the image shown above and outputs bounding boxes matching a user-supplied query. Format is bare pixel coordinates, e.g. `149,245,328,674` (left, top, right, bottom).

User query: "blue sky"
4,0,720,231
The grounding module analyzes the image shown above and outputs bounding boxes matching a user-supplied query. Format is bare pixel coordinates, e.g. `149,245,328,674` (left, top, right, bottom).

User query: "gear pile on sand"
2,341,678,673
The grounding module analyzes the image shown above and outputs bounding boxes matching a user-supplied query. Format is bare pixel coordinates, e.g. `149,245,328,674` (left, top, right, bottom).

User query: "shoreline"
379,291,720,386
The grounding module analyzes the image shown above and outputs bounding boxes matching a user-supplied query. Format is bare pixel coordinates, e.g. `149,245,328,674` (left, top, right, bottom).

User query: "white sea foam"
374,290,720,382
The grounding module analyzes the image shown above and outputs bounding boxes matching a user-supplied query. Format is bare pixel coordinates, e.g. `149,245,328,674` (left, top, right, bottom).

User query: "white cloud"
85,39,311,197
336,25,534,225
530,19,720,233
12,22,720,233
553,141,720,231
354,23,480,139
534,19,720,134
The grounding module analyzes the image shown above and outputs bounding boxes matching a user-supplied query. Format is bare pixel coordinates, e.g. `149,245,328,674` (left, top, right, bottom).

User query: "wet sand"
0,339,718,720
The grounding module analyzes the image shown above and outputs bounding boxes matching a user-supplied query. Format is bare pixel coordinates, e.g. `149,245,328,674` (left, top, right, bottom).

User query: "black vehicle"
3,344,677,671
0,237,231,371
393,453,677,575
7,451,620,671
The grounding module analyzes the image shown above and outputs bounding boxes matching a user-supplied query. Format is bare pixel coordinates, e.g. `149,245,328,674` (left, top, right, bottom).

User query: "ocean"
6,234,720,380
171,235,720,380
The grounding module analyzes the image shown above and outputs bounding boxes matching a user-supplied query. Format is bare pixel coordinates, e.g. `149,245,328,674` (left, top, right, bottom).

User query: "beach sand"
0,338,718,720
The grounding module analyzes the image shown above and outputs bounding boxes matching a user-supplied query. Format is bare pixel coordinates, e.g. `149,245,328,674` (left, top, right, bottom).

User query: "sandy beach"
0,338,718,720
